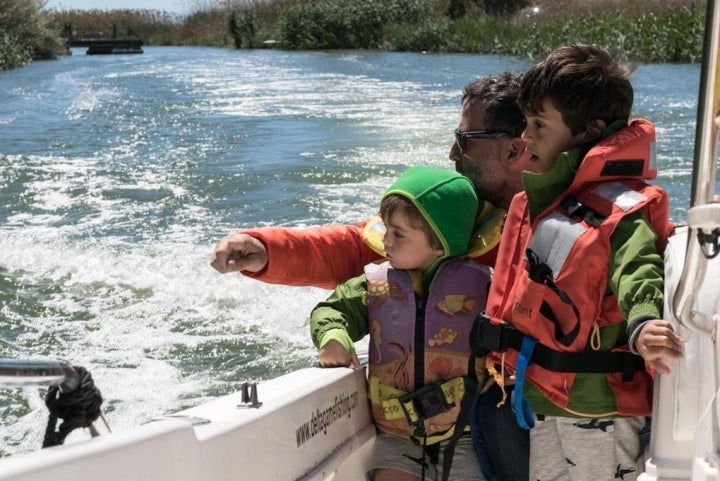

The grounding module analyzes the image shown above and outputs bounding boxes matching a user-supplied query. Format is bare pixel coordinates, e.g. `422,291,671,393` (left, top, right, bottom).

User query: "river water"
0,46,710,456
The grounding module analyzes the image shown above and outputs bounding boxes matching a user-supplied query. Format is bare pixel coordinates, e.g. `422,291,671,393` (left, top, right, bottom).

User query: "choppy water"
0,46,711,456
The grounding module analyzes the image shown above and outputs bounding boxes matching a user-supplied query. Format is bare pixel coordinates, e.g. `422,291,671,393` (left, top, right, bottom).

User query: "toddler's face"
521,100,587,173
382,211,443,271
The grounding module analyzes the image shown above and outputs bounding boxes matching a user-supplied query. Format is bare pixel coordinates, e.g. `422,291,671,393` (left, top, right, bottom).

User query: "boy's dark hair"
379,195,443,251
518,44,636,135
463,72,526,137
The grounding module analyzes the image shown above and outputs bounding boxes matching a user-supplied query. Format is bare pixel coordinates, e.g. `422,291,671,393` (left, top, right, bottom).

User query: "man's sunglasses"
454,129,512,154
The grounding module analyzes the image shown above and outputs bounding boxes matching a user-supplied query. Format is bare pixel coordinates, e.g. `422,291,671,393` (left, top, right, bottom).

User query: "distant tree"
279,0,432,50
231,9,259,48
0,0,66,70
446,0,466,19
483,0,529,18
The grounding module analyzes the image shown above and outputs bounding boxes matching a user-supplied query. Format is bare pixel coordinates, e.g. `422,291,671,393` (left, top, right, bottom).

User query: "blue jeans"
475,384,530,481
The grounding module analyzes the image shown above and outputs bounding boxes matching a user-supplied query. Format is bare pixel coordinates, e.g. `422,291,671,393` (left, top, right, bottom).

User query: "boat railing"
671,0,720,336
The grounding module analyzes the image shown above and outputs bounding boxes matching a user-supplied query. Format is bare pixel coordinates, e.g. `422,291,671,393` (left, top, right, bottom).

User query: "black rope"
42,366,103,448
697,227,720,259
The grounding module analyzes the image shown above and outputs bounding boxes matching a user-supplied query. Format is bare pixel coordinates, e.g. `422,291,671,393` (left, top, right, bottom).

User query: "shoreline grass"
0,0,708,72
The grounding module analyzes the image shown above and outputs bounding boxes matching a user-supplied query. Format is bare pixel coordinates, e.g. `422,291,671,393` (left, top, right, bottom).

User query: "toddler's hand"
635,320,684,375
318,340,362,370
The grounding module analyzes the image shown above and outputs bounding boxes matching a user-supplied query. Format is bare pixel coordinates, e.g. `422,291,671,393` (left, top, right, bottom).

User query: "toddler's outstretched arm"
635,320,684,375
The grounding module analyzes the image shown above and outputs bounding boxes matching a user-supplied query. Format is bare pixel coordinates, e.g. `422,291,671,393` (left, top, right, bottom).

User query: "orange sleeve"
242,221,382,290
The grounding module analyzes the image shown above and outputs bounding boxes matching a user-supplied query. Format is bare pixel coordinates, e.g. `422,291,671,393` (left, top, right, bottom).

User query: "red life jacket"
365,258,491,442
486,119,673,417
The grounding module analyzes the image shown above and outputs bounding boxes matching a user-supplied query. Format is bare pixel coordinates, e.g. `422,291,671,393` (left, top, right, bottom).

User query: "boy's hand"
635,320,684,375
318,340,362,370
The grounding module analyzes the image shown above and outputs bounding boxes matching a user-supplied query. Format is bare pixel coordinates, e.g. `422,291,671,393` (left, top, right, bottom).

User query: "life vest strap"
471,314,645,378
513,336,537,430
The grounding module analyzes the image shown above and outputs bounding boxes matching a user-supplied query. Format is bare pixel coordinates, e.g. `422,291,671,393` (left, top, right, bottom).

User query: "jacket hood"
382,166,478,261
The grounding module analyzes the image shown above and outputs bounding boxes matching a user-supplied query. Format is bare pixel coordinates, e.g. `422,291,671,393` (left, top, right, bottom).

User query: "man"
210,73,535,481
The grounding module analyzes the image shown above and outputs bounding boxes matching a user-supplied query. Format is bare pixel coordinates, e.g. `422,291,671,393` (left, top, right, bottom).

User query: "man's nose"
448,141,461,162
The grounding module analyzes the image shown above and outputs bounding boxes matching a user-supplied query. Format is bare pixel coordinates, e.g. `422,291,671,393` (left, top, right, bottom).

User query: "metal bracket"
237,381,263,408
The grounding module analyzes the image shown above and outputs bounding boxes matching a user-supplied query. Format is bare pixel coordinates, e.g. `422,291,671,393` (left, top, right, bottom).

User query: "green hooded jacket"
310,165,478,355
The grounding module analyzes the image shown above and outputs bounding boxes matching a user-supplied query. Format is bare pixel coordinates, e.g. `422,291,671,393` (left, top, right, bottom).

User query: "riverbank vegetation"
0,0,707,72
229,0,705,62
0,0,66,70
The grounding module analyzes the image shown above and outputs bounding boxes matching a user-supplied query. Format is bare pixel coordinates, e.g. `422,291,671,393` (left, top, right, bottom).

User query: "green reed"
231,0,705,62
0,0,708,72
441,8,704,62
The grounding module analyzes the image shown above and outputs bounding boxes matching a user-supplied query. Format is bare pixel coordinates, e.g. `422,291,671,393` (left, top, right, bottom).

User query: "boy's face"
382,211,443,271
521,100,588,173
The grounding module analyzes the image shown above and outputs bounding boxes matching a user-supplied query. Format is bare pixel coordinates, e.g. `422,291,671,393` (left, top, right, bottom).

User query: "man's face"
449,97,534,209
522,100,587,173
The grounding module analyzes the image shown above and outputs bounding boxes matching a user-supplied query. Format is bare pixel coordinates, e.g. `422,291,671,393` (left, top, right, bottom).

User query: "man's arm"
210,221,382,290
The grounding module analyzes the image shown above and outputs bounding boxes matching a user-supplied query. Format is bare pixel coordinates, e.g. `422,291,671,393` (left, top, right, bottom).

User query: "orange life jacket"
485,119,673,417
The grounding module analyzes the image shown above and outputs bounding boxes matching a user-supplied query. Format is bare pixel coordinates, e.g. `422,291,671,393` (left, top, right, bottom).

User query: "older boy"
474,44,684,480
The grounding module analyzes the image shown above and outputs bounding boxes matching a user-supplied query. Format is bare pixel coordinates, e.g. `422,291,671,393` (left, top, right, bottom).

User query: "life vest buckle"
399,381,455,427
470,313,516,355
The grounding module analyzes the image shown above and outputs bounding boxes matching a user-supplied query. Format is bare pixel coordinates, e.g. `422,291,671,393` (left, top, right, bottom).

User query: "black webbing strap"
526,249,581,347
471,315,645,380
437,352,479,481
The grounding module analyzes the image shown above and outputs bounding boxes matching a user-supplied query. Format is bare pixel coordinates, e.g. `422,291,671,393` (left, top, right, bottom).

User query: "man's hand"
210,232,268,274
318,340,362,370
635,320,684,375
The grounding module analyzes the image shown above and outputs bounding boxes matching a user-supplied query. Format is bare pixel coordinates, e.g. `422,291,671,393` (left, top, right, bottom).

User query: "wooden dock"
62,24,144,55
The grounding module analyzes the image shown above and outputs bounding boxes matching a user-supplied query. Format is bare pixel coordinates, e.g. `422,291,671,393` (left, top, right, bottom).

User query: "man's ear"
506,138,527,162
585,119,606,139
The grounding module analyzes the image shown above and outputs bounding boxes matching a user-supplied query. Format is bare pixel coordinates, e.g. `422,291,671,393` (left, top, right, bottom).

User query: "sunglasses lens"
455,133,465,153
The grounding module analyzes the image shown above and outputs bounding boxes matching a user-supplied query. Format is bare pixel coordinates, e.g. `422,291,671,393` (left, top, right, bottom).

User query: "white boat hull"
0,367,375,481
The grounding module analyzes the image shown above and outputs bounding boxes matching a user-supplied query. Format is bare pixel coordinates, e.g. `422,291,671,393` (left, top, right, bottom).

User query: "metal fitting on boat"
238,382,262,408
